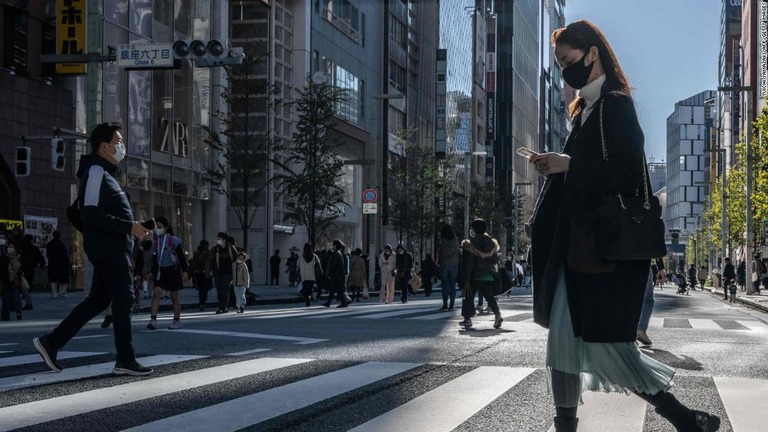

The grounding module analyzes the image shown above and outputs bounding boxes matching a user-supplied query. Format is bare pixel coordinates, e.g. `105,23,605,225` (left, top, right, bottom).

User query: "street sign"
117,43,173,69
363,203,378,214
363,188,378,203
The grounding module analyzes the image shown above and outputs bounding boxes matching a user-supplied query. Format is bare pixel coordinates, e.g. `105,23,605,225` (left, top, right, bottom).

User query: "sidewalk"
704,285,768,313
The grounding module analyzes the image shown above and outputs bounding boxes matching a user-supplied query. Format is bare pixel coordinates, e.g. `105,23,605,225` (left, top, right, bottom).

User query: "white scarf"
578,74,606,126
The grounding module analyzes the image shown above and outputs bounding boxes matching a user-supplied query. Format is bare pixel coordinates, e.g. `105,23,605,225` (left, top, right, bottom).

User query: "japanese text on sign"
56,0,87,74
117,44,174,69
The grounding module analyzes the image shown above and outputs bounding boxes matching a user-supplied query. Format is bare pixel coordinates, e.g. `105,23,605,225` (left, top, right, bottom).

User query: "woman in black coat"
529,21,719,432
46,231,71,298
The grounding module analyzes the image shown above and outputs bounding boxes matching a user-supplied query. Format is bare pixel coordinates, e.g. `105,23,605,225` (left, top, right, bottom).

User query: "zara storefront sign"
117,43,173,69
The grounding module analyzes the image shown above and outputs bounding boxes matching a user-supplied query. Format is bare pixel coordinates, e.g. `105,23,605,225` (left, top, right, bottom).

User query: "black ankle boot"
553,416,578,432
654,393,721,431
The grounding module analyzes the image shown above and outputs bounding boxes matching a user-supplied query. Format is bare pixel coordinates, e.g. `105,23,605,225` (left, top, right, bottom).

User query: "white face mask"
155,228,166,236
6,247,16,255
397,250,404,255
217,239,224,246
237,259,245,264
112,142,126,163
0,239,6,246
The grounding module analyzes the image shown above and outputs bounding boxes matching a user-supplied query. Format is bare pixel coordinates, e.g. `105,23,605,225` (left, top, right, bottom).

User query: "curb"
707,287,768,314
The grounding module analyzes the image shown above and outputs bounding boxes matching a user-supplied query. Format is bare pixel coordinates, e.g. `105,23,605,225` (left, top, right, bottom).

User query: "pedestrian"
136,241,153,299
438,224,460,311
232,251,250,313
697,265,709,292
378,245,396,303
1,238,24,321
420,253,436,297
298,243,321,307
316,249,328,300
457,218,503,329
190,240,213,311
636,270,655,346
33,122,154,376
657,268,666,288
762,258,768,293
687,264,697,291
749,253,763,295
650,261,659,287
721,258,735,301
270,250,281,285
146,217,188,330
17,232,44,310
212,232,238,314
529,21,719,431
287,251,300,287
322,239,348,308
728,279,738,303
394,244,413,304
46,231,71,299
348,248,367,302
737,260,746,291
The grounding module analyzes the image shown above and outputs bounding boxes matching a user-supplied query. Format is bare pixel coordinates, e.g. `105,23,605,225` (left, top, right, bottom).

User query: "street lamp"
718,85,754,290
513,182,532,260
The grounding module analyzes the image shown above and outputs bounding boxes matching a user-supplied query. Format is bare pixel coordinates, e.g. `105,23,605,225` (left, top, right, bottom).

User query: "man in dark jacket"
395,244,413,303
687,264,697,291
322,240,349,308
46,231,71,299
458,219,503,329
722,258,736,300
33,123,154,376
270,250,281,285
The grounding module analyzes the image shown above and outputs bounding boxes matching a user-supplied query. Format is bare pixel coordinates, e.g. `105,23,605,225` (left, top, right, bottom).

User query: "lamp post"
718,85,753,290
705,148,727,264
513,182,532,260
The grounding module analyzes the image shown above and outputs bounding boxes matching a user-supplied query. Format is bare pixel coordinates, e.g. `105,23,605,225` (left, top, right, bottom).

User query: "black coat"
46,238,71,284
530,91,650,343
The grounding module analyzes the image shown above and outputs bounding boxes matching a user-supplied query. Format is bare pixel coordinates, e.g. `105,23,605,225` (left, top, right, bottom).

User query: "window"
389,16,407,50
323,0,362,43
389,60,406,92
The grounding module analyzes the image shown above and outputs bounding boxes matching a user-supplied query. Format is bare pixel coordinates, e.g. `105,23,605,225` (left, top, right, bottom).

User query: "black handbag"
594,100,667,260
493,268,514,295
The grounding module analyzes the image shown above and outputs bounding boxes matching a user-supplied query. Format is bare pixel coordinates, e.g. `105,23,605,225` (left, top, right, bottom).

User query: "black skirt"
155,266,183,291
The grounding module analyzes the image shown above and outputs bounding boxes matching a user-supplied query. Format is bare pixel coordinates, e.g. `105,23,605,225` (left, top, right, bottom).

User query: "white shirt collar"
577,74,606,110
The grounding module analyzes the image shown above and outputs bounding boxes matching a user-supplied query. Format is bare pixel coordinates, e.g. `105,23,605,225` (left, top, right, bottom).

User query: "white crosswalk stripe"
0,351,766,431
0,351,105,368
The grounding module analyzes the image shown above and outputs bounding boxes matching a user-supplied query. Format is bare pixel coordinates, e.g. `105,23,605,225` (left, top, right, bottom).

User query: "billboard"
56,0,87,74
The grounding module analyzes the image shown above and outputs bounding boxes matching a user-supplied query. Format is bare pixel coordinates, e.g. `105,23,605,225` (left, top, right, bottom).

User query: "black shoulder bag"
595,100,667,260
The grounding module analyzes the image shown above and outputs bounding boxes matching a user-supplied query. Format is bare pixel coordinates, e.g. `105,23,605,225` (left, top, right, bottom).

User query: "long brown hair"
552,20,632,118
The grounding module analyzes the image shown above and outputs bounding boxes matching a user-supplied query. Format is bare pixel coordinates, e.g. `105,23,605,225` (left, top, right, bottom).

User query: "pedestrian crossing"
0,350,766,431
163,301,768,332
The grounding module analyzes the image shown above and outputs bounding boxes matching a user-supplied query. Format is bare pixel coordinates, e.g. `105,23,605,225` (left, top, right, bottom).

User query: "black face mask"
562,50,595,90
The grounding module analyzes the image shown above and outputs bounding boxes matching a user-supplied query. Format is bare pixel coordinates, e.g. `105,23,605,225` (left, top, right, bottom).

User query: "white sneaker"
168,320,182,330
146,319,157,330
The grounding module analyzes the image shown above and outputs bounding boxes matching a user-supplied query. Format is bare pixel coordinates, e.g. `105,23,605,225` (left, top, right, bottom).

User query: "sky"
563,0,721,163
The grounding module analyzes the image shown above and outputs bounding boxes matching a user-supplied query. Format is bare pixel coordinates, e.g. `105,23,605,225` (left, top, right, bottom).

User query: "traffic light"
15,146,31,177
51,138,66,171
172,40,244,67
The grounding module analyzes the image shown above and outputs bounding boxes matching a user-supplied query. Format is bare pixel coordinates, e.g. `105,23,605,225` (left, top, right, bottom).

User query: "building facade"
665,90,716,242
719,0,743,167
540,0,567,154
492,0,539,256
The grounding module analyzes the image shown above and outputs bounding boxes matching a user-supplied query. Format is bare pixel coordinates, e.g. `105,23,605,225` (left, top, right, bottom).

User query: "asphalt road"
1,284,767,431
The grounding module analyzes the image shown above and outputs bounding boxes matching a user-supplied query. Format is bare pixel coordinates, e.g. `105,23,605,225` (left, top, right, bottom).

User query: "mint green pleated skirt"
546,267,674,405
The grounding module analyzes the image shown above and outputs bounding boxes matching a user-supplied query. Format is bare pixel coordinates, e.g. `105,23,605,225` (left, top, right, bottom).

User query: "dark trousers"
462,280,500,319
1,281,22,319
324,281,347,305
195,273,212,305
215,274,233,311
49,254,136,362
301,280,315,304
270,269,279,285
397,278,409,300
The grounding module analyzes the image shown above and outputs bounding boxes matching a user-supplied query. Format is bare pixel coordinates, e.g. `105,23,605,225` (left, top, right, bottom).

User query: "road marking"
0,351,11,355
123,361,421,432
409,311,458,320
71,335,110,340
354,306,443,319
309,308,390,319
0,351,106,368
0,357,313,431
715,376,768,432
0,343,19,347
648,317,664,328
547,391,647,432
736,320,768,332
226,348,273,356
155,329,328,345
0,354,205,392
688,319,723,330
350,366,535,432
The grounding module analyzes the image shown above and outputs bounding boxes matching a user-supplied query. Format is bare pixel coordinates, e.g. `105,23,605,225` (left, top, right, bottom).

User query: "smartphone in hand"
516,147,539,159
141,219,156,230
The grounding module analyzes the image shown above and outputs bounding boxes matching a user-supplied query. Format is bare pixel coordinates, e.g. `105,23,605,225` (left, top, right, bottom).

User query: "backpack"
66,198,82,232
154,235,178,265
